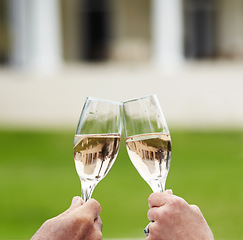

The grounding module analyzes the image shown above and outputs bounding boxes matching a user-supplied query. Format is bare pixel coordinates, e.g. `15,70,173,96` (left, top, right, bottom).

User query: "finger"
148,192,172,208
81,198,102,220
147,207,159,221
95,216,103,232
164,189,173,195
145,222,157,240
58,196,84,217
71,196,80,205
71,196,84,207
68,196,84,212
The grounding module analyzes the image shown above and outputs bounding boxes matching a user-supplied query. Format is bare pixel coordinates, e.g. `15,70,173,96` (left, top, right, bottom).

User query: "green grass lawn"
0,128,242,239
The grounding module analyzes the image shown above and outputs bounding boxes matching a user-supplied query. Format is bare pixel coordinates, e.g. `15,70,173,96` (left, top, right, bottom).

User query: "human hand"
31,196,102,240
146,190,214,240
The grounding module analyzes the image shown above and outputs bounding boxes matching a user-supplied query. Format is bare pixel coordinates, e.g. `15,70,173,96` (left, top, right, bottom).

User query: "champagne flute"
73,97,122,202
122,94,172,235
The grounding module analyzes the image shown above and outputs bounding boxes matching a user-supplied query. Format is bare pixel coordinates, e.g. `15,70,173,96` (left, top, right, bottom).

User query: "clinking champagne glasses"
123,94,172,236
123,94,172,193
73,97,122,202
73,94,171,237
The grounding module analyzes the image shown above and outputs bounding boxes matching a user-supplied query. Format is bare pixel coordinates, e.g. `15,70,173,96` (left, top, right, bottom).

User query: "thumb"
70,196,84,208
62,196,84,216
71,196,84,206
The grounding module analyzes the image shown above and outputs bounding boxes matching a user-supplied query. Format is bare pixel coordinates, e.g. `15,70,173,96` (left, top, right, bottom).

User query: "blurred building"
0,0,243,70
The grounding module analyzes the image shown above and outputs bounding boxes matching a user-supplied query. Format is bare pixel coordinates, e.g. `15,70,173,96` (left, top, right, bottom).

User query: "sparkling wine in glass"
123,94,172,194
123,95,171,236
73,97,121,202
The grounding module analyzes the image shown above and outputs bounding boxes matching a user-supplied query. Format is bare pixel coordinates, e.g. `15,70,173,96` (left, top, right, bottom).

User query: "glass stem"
148,178,166,193
80,179,97,202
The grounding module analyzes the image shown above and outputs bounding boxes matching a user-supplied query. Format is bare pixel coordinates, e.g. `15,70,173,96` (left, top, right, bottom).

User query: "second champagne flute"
73,97,122,202
123,94,172,194
123,95,172,236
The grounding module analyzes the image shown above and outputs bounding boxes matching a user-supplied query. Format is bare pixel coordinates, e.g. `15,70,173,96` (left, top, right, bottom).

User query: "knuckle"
88,198,97,204
44,219,51,225
148,193,155,204
43,218,54,228
148,192,161,203
89,198,102,212
148,208,159,220
191,204,202,214
191,204,200,211
171,196,187,209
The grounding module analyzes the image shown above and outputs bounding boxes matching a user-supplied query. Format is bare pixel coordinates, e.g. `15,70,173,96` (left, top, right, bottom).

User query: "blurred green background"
0,128,242,240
